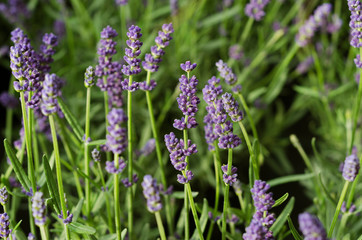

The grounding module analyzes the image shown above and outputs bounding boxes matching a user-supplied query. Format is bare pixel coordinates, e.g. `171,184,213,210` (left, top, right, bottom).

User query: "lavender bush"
0,0,361,239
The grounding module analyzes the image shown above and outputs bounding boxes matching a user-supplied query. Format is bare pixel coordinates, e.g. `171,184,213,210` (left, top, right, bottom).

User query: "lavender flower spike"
92,148,101,162
180,61,197,72
32,191,46,226
84,66,95,88
0,213,10,238
141,175,162,213
221,164,238,186
342,151,360,182
251,180,275,212
41,73,61,116
245,0,270,21
106,108,128,154
0,187,8,205
348,0,362,48
222,92,243,122
216,60,237,85
298,212,327,240
122,25,143,77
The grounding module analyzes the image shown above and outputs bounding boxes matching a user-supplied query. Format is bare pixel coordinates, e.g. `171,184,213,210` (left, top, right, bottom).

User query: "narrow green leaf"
317,173,337,205
287,216,303,240
4,139,31,192
270,197,295,236
43,154,61,213
267,173,315,187
293,86,320,98
171,191,198,199
13,220,22,231
88,139,106,147
68,222,96,234
57,97,85,141
198,5,241,28
72,198,84,222
76,168,102,190
191,198,208,239
139,223,150,240
121,229,127,240
272,193,289,208
99,234,117,240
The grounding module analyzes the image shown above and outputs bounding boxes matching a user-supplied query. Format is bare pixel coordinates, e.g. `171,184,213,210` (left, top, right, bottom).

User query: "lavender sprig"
31,192,46,226
299,213,327,240
0,213,10,239
244,0,270,21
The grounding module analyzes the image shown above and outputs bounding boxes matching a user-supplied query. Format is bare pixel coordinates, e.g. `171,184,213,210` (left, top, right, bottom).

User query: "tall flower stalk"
122,25,143,240
141,23,174,233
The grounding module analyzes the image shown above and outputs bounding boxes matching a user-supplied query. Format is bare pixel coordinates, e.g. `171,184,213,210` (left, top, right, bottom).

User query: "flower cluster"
39,33,58,73
122,25,143,77
229,44,243,61
84,66,95,88
105,157,126,174
122,174,139,187
40,73,62,116
348,0,362,48
295,3,332,47
164,132,197,184
32,191,46,226
115,0,128,5
106,108,128,154
58,210,73,224
222,93,243,122
0,187,8,206
92,148,101,162
141,175,162,213
203,77,241,149
221,164,238,185
298,212,327,240
143,23,174,73
0,92,19,109
216,60,237,85
95,26,122,92
243,180,275,240
244,0,270,21
296,56,314,74
173,67,200,130
0,0,30,24
342,150,360,182
0,213,10,238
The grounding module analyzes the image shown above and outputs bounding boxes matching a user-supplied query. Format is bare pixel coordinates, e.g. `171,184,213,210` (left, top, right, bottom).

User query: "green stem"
238,121,259,179
350,48,362,153
155,212,167,240
328,181,350,238
120,5,127,39
40,225,48,240
127,76,134,240
183,116,190,240
114,153,121,240
97,162,114,233
222,149,233,240
19,92,36,191
239,18,254,45
236,93,258,141
185,183,204,240
48,115,70,240
85,87,91,217
145,71,173,233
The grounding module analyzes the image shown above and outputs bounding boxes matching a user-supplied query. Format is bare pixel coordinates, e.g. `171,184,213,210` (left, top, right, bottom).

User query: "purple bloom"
40,73,61,116
216,60,237,85
106,108,128,154
221,164,238,185
222,92,243,122
143,23,174,73
105,157,126,174
58,210,73,224
229,44,243,61
115,0,128,5
327,14,342,33
141,175,162,212
28,233,35,240
0,92,19,109
298,212,327,240
122,174,138,187
232,179,242,195
342,151,360,182
341,201,357,214
251,180,275,212
244,0,270,21
170,0,178,16
122,25,143,77
180,61,197,72
139,79,157,91
243,218,273,240
0,0,30,24
355,54,362,68
39,33,58,73
54,20,66,38
92,148,101,162
232,84,242,94
177,170,194,184
84,66,95,88
32,192,46,226
140,138,156,156
0,187,8,205
0,213,10,238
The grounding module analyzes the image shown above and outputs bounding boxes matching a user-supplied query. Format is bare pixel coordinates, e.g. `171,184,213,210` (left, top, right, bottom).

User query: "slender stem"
350,48,362,153
127,76,134,240
19,92,36,191
145,70,173,233
40,225,48,240
185,183,204,240
183,116,190,240
328,181,350,238
114,153,121,240
155,212,167,240
222,149,233,240
240,18,254,45
85,87,91,217
48,115,70,240
97,162,114,233
120,5,127,39
238,121,259,179
28,199,36,235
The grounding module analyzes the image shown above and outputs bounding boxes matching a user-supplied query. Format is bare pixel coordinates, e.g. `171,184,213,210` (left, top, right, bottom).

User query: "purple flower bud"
122,25,143,77
296,56,314,74
106,108,128,154
0,187,8,205
41,73,61,116
180,61,197,72
141,175,162,212
84,66,95,88
221,164,238,185
32,192,46,226
243,218,273,240
115,0,128,5
28,233,35,240
298,212,327,240
0,213,10,238
216,60,237,85
122,174,138,187
222,93,243,122
229,44,243,61
342,151,360,182
140,139,156,156
105,157,127,174
177,170,194,184
92,148,101,162
58,210,73,224
0,92,18,109
251,180,275,212
244,0,270,21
